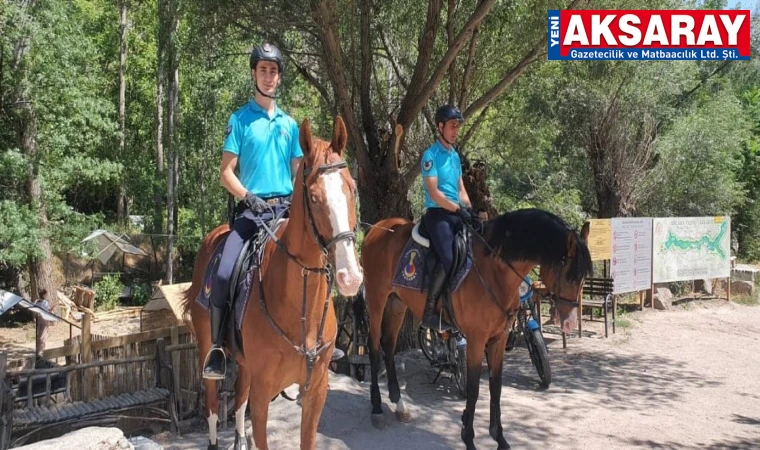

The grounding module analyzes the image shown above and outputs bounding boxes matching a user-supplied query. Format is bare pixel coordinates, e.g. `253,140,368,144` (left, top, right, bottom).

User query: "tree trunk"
12,0,58,311
461,156,497,217
357,163,413,226
164,0,179,284
116,0,128,225
595,185,624,219
154,0,166,235
20,106,59,312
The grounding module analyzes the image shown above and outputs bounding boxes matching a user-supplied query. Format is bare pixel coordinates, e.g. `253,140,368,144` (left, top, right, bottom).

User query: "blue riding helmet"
434,104,464,126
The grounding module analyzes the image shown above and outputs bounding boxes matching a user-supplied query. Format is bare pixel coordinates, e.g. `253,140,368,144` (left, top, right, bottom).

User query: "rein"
464,222,580,316
256,158,356,392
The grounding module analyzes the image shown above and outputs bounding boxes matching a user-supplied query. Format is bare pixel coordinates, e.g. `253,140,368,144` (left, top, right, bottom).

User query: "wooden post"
578,285,584,339
26,370,32,409
170,327,181,416
156,337,167,389
727,276,731,302
0,352,9,450
45,374,52,407
0,352,6,412
81,312,92,401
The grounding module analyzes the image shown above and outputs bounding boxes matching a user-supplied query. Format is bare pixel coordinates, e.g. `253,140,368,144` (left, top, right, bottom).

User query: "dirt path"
151,300,760,449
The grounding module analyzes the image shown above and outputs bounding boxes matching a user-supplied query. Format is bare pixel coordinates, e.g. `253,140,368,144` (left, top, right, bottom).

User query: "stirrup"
202,347,227,380
422,312,451,332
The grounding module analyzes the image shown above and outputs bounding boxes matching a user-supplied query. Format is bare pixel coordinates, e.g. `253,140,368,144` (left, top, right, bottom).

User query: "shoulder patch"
225,125,232,138
423,160,433,172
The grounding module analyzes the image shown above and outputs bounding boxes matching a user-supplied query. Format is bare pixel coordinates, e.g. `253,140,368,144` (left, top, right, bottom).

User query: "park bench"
579,277,615,338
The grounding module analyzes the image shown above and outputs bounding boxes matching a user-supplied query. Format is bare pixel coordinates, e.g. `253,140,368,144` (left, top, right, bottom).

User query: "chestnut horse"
360,209,591,449
180,117,363,450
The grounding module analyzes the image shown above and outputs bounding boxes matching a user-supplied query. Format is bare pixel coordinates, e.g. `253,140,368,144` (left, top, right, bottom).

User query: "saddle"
413,219,471,330
196,205,289,356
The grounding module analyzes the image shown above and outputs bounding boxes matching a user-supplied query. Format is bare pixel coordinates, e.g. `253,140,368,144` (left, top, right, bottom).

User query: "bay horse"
180,116,363,450
360,208,592,449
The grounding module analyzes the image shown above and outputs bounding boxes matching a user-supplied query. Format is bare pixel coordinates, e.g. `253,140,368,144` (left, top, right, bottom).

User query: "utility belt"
234,194,292,216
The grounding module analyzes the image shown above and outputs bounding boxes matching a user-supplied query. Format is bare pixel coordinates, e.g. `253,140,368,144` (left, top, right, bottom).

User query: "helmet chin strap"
255,83,279,99
440,135,456,148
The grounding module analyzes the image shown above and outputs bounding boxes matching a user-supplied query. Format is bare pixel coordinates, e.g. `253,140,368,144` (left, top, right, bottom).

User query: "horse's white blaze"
236,403,246,437
322,171,363,296
208,411,218,444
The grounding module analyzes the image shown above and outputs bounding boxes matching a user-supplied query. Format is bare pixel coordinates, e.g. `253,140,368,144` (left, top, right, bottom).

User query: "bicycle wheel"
418,326,438,363
450,338,468,398
524,328,551,388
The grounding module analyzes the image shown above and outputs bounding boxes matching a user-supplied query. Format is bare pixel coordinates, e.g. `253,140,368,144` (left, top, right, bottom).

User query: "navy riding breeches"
210,200,289,308
422,208,463,275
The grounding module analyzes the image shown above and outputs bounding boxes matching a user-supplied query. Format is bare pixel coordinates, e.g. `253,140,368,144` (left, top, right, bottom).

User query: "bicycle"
418,325,467,398
506,276,552,388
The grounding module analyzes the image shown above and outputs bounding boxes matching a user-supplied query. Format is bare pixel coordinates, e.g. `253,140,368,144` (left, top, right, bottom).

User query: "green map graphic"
662,221,728,259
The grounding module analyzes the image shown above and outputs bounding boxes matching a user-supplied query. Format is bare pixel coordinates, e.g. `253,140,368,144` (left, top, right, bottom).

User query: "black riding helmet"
250,43,284,73
434,104,464,126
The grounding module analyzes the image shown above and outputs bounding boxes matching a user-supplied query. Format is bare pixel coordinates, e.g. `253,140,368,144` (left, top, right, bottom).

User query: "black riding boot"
202,304,227,380
421,263,451,331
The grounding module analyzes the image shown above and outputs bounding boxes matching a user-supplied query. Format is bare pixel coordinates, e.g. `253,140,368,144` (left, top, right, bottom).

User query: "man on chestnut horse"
203,43,343,380
419,104,478,331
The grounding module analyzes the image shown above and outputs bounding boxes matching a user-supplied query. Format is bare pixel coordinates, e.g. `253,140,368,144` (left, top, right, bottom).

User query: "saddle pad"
391,236,472,293
195,235,255,332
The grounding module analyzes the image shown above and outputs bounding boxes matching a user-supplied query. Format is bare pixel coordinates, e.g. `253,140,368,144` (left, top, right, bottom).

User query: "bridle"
466,222,581,316
302,160,357,253
544,256,582,309
256,156,357,392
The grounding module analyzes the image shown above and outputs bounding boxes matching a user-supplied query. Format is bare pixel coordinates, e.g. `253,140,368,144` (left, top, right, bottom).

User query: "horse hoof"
207,442,218,450
395,409,412,423
371,413,385,429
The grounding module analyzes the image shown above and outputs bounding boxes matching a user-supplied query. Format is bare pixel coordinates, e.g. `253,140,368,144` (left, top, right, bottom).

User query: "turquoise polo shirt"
421,141,462,209
223,100,303,198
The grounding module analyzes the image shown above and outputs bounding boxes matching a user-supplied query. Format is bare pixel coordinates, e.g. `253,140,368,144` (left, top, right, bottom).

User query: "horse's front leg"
486,332,510,449
299,360,330,450
461,336,486,450
248,384,271,450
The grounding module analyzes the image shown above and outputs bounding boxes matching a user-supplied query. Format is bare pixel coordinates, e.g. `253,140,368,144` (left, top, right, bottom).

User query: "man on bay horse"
203,43,343,380
419,104,478,331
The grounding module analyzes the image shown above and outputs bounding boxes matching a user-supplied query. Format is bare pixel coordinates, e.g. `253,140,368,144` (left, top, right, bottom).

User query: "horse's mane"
482,208,592,282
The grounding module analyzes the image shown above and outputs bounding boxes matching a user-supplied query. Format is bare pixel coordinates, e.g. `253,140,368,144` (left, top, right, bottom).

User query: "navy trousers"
210,201,289,308
422,208,463,276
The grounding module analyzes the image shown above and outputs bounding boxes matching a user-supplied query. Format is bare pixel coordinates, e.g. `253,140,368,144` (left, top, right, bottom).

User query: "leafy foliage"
1,0,759,296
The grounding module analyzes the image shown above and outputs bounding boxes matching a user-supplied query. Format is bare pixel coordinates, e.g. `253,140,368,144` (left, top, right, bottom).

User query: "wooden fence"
1,317,200,448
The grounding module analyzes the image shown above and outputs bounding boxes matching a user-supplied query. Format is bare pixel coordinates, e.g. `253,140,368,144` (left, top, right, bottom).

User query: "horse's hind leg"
382,295,411,423
202,378,221,450
461,335,487,450
486,334,510,449
367,288,390,428
233,364,252,450
197,320,222,450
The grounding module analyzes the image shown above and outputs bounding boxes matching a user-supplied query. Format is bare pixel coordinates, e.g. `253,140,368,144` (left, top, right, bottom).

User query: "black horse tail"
351,284,369,336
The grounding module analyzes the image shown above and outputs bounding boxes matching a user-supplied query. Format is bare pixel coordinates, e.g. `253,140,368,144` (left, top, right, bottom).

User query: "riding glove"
244,191,268,214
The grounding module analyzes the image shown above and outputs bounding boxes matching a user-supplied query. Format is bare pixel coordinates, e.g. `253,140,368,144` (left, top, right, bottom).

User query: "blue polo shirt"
421,141,461,209
223,100,303,198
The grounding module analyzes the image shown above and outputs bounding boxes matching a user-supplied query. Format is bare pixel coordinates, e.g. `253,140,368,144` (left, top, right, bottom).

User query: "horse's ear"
581,222,590,242
567,232,578,258
331,116,348,156
300,118,313,161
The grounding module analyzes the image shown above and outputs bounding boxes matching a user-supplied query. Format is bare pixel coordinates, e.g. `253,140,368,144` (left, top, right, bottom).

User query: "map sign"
611,218,653,294
652,217,730,283
586,219,612,261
